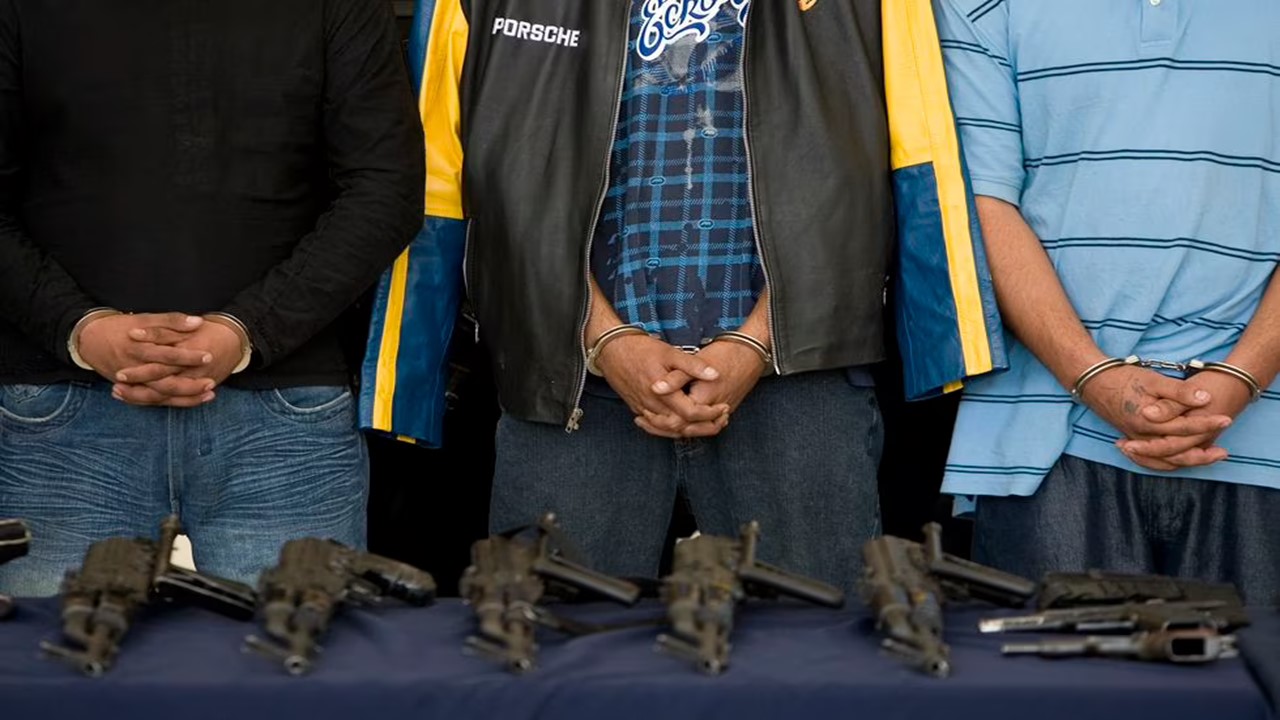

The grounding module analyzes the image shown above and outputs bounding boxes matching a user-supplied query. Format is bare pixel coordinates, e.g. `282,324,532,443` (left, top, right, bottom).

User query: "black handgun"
244,538,436,675
859,522,1036,678
460,512,641,674
0,518,31,619
656,520,846,675
40,515,257,676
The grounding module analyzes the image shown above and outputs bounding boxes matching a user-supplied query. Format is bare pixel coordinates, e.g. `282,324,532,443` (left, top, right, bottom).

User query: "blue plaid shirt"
590,0,763,349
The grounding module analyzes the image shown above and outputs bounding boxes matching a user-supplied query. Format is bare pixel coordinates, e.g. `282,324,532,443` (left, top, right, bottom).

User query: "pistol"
1034,570,1249,627
243,538,435,675
40,515,257,676
0,518,31,619
656,521,845,675
1002,628,1238,664
460,513,641,674
980,599,1242,635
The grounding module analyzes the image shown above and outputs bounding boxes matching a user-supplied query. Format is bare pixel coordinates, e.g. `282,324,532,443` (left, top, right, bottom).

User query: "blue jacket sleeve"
359,216,466,447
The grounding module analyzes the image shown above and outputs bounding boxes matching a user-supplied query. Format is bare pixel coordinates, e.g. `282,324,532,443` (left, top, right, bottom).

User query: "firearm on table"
0,518,31,620
1035,570,1248,623
460,512,641,674
656,520,846,675
243,538,436,675
979,599,1244,635
40,515,257,676
859,522,1037,678
979,571,1248,666
1002,628,1239,664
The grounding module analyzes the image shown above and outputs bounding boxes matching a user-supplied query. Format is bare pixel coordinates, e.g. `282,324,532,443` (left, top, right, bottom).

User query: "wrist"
586,324,649,376
1222,353,1275,393
1189,359,1263,403
203,312,254,374
1059,348,1113,395
1070,356,1134,402
67,307,123,370
710,331,773,375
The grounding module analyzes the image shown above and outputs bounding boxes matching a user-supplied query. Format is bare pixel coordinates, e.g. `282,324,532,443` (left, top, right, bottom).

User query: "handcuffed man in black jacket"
362,0,893,591
0,0,424,596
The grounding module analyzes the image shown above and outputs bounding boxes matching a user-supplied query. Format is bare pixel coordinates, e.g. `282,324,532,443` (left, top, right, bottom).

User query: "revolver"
657,520,846,675
40,515,257,676
0,518,31,619
460,512,641,674
244,538,436,675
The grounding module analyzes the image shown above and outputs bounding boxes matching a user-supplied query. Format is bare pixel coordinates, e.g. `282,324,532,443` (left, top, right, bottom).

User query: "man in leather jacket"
361,0,1005,590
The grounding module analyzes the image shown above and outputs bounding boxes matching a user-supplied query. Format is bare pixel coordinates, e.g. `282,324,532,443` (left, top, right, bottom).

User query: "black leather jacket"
460,0,893,427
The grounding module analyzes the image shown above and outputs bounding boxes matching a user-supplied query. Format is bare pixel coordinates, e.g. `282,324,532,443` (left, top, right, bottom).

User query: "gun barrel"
656,632,730,675
40,623,118,677
1002,639,1089,657
243,634,314,675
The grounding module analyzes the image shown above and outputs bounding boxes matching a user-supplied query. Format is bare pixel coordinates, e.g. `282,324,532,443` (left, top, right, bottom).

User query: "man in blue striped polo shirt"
935,0,1280,601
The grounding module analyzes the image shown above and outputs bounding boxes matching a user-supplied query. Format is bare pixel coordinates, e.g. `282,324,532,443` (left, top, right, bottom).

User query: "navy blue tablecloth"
0,598,1273,720
1242,609,1280,716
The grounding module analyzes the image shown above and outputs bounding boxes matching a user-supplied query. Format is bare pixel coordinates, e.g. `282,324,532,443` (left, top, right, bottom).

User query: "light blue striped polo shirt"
934,0,1280,500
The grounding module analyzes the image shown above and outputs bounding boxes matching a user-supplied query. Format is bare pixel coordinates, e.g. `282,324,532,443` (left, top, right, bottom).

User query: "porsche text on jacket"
492,17,581,48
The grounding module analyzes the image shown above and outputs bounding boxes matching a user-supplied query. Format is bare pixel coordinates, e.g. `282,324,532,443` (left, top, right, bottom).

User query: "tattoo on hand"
1123,400,1139,416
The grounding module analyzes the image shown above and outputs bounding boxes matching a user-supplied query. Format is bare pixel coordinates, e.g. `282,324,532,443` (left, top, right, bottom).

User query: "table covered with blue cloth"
1,597,1274,720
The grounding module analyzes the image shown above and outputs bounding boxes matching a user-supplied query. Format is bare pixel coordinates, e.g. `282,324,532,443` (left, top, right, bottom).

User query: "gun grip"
534,556,640,606
739,562,845,609
155,568,257,621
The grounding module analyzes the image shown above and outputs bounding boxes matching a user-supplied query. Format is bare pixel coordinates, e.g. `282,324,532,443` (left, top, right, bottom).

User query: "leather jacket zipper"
462,218,479,343
566,7,633,433
739,1,782,374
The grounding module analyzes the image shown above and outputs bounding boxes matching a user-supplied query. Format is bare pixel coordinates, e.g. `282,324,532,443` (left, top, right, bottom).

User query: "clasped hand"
593,335,766,439
1079,366,1252,471
76,313,244,407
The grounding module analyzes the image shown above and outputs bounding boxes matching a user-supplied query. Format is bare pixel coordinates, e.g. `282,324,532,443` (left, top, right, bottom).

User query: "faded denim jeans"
974,454,1280,605
0,382,368,597
490,370,883,593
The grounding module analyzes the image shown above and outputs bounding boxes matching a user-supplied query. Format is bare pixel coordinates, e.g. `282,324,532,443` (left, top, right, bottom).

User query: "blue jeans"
0,382,368,597
490,370,883,592
974,454,1280,604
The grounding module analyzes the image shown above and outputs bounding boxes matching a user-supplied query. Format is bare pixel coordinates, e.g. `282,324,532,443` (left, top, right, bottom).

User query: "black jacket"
0,0,424,387
375,0,894,429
